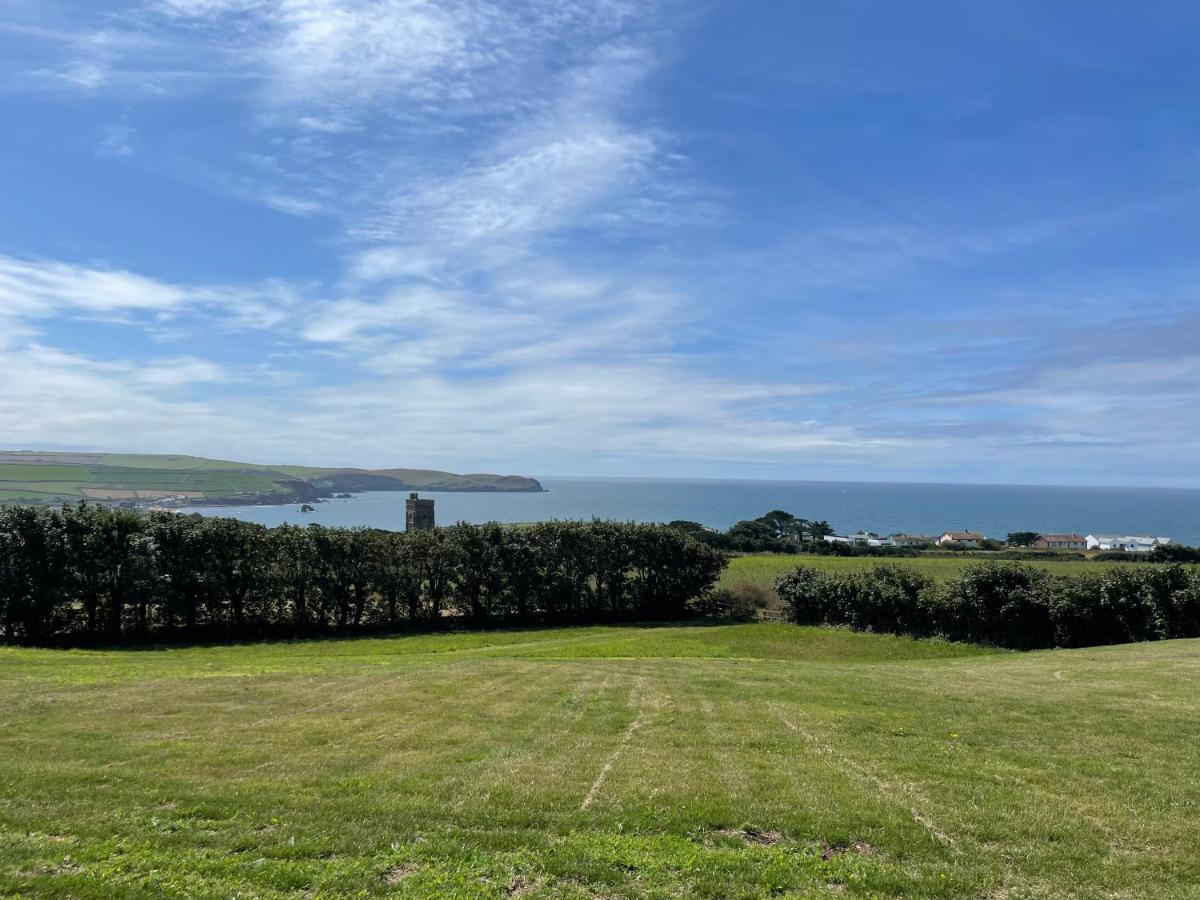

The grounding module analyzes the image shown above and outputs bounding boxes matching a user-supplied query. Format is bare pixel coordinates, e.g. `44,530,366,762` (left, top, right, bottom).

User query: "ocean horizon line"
532,474,1200,493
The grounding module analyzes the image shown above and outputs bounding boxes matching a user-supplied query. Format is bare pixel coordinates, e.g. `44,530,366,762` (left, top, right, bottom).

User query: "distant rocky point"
0,451,544,507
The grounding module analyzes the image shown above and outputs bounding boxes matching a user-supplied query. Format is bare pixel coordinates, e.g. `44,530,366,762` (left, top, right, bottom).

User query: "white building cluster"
820,530,1174,552
1085,534,1172,553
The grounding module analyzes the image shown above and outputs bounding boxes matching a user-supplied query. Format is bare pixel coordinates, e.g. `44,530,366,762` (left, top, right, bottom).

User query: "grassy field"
2,624,1198,898
0,452,541,502
0,457,289,502
720,553,1153,596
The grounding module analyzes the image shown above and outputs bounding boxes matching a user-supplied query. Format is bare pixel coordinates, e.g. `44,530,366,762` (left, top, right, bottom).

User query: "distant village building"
1034,534,1087,550
937,530,985,547
1085,534,1171,553
824,532,892,547
889,535,934,548
405,493,435,531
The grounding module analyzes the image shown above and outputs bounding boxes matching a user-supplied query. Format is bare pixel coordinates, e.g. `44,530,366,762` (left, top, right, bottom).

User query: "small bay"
182,477,1200,545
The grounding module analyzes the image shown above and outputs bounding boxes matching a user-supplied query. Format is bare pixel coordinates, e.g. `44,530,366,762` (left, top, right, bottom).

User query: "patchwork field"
0,452,542,503
2,624,1197,898
0,457,287,502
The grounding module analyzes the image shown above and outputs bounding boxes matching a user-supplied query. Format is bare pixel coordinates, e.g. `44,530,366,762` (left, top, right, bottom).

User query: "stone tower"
405,492,435,531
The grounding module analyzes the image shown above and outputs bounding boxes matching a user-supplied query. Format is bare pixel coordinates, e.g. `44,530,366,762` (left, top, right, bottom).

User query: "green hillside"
0,451,543,504
1,624,1196,897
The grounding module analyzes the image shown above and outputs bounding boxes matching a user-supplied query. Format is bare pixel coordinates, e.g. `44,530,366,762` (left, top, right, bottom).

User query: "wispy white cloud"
97,123,138,157
10,0,678,228
7,1,1197,485
0,255,300,330
140,0,652,121
0,255,189,314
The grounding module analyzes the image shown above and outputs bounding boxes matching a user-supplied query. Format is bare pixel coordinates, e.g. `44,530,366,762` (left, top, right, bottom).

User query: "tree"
312,527,377,628
498,529,541,621
758,510,812,543
808,520,836,539
402,528,454,623
447,522,506,621
149,513,211,633
270,524,321,630
0,506,72,644
1006,531,1041,547
202,518,270,630
1,514,730,647
64,503,151,640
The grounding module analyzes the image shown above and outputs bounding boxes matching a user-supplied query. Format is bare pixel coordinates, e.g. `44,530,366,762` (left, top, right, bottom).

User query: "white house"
824,532,892,547
937,530,985,548
1085,535,1172,553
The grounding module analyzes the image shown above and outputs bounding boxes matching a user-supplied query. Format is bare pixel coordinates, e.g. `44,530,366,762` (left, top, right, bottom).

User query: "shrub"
940,563,1054,649
709,582,775,622
1097,568,1166,643
1047,573,1118,648
1148,545,1200,564
775,559,1200,651
850,564,938,637
1166,567,1200,638
776,566,838,625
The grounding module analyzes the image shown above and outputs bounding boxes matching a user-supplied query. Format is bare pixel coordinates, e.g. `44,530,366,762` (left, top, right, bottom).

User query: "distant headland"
0,451,544,508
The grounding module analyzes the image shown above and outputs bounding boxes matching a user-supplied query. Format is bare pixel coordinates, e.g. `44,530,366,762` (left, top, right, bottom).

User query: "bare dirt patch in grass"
382,863,418,886
506,874,538,896
820,840,875,860
709,827,783,846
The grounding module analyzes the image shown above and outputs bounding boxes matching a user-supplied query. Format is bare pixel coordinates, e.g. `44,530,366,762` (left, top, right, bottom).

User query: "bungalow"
1034,534,1087,550
937,530,985,548
890,534,934,548
1085,535,1172,553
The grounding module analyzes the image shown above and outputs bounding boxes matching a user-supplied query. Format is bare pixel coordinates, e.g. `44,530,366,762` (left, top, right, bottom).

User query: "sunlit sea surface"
182,477,1200,545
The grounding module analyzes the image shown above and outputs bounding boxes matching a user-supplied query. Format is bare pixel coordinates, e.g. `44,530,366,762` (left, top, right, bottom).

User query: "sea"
181,477,1200,546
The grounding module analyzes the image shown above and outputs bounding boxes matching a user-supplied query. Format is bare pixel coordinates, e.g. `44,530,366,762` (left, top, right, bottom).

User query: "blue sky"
1,0,1198,486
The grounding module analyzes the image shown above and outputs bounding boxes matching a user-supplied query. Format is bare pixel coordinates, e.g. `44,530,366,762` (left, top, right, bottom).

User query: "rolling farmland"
0,452,543,504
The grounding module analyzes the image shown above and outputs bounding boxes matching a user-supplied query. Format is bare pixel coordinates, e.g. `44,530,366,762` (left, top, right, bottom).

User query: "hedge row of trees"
0,504,728,646
777,562,1200,650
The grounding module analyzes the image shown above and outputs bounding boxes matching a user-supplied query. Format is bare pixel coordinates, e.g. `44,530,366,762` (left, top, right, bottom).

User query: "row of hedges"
777,562,1200,649
0,504,728,647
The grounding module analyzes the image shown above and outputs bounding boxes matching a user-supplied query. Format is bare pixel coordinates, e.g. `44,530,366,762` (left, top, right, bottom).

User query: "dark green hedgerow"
0,504,727,647
777,561,1200,650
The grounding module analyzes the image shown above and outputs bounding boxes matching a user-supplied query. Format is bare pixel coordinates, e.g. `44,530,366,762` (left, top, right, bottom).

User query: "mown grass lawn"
2,624,1198,898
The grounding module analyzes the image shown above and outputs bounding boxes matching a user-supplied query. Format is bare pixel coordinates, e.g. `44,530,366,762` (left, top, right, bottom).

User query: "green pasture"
96,454,265,471
720,553,1150,596
0,490,78,503
2,624,1197,898
0,461,287,501
0,465,93,482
